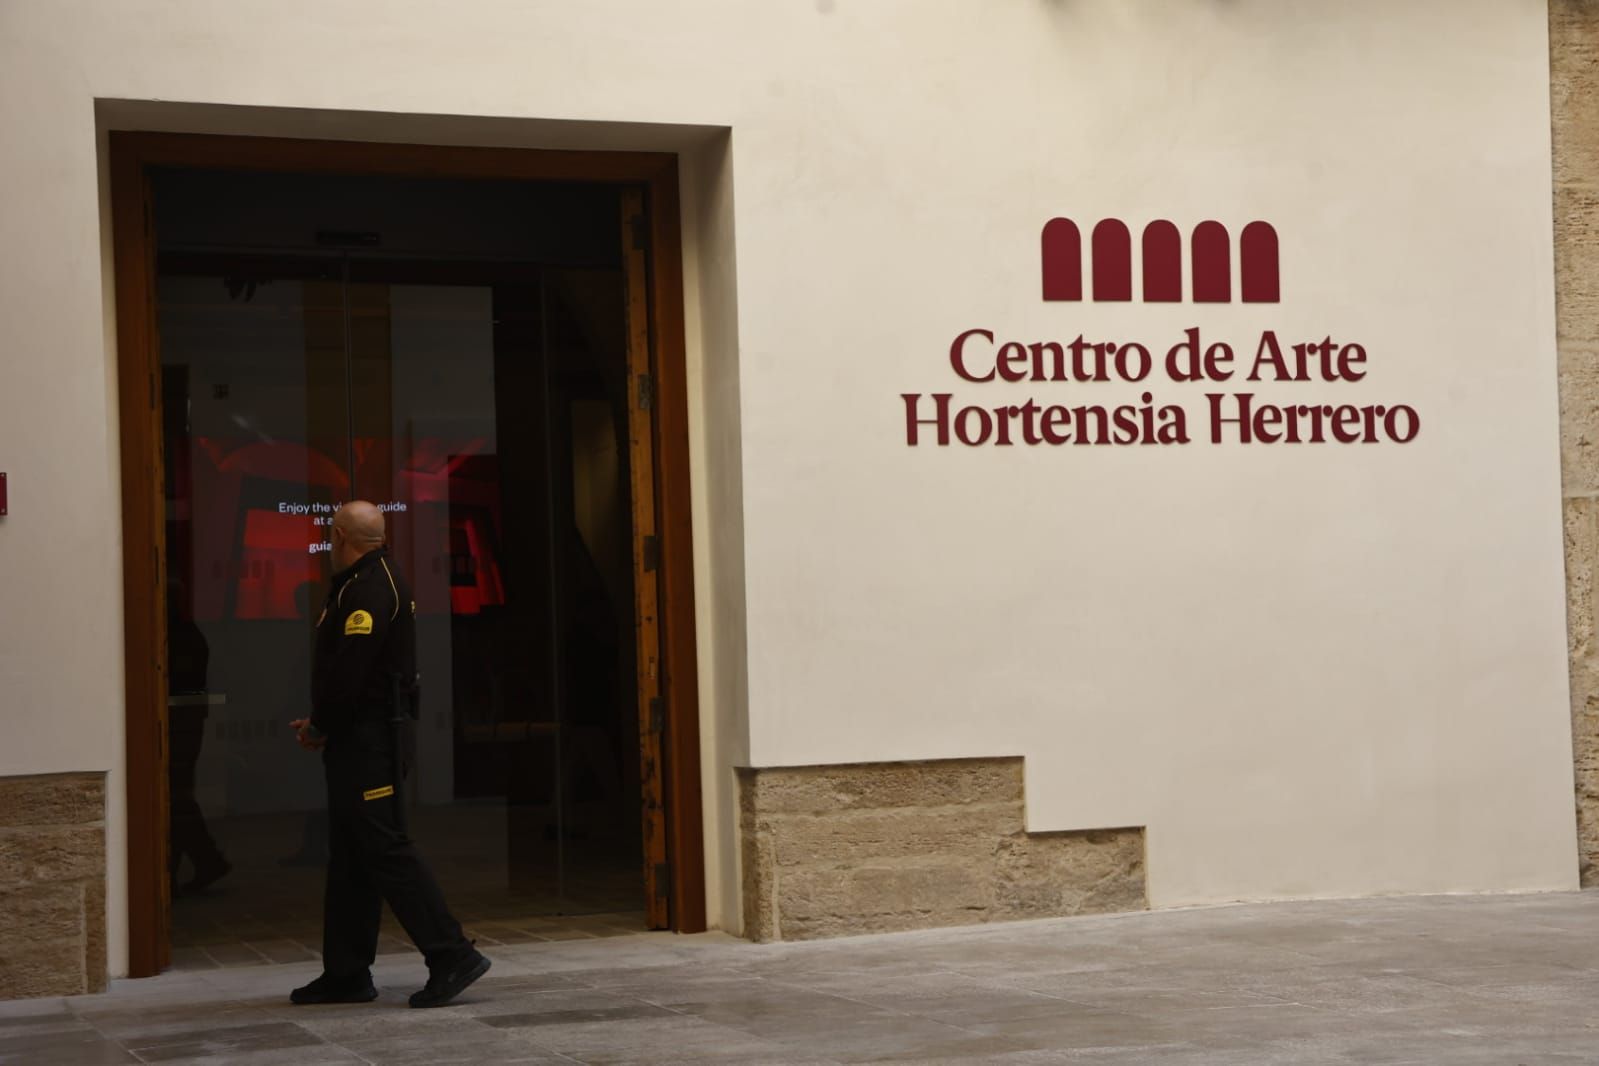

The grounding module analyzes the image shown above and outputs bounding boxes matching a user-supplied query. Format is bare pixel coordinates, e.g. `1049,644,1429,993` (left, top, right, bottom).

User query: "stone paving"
5,891,1599,1064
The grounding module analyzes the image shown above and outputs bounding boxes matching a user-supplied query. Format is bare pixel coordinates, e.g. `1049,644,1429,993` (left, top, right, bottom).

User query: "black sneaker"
408,950,491,1008
290,972,379,1005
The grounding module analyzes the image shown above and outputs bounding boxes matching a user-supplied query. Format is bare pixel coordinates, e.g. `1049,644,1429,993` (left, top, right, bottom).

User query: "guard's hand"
289,718,327,751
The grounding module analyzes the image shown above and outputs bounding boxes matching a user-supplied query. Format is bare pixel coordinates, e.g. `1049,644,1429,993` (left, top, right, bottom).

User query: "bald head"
334,501,385,543
330,501,386,569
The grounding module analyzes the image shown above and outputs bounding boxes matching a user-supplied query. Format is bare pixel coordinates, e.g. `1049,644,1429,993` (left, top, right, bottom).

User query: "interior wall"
388,284,500,806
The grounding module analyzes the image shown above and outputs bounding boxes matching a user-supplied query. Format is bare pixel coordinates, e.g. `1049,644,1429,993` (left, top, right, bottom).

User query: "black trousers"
321,729,470,977
168,706,225,877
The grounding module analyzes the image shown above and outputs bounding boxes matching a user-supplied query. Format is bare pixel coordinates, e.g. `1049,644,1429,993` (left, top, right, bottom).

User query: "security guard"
288,500,490,1008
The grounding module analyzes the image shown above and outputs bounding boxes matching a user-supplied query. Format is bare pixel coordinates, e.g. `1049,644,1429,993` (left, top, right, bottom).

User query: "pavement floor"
4,890,1599,1064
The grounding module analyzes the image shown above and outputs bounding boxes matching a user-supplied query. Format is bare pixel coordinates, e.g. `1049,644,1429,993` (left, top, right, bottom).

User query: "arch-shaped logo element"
1240,221,1280,303
1091,220,1132,302
1041,218,1280,303
1041,218,1083,301
1141,220,1182,303
1191,221,1232,304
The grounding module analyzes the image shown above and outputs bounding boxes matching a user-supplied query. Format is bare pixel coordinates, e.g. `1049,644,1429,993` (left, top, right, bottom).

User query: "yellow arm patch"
344,609,374,636
363,785,394,801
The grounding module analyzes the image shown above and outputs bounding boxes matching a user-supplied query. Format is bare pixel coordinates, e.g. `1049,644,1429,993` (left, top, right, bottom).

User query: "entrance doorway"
110,133,705,977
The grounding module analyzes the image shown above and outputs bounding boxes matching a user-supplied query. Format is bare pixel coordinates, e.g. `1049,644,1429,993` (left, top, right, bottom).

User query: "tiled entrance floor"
8,890,1599,1063
170,909,650,972
171,804,645,970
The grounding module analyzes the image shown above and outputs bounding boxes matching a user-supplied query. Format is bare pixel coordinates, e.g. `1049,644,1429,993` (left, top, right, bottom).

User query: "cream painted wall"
725,2,1576,909
0,0,1573,974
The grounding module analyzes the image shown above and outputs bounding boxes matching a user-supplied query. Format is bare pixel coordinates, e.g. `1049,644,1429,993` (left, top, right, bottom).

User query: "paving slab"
4,891,1599,1063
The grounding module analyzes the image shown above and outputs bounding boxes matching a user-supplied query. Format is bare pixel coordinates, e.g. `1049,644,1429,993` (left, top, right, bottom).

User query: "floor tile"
121,1020,333,1062
9,891,1599,1063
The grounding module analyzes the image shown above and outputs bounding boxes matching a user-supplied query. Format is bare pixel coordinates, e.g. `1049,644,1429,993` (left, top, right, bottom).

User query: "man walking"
288,500,490,1008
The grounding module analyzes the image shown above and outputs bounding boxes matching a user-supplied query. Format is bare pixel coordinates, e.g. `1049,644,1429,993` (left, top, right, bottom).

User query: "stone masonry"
0,773,107,998
1553,1,1599,885
739,757,1145,941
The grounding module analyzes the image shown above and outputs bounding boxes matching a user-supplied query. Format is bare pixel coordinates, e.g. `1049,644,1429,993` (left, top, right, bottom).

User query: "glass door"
159,245,643,964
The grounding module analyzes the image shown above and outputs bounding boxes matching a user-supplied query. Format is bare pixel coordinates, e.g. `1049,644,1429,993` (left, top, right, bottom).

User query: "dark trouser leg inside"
364,828,470,968
169,711,226,877
324,744,471,972
321,764,384,977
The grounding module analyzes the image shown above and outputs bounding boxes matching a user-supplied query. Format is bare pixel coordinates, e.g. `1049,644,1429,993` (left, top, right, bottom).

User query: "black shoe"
186,857,232,893
409,950,491,1008
290,972,379,1005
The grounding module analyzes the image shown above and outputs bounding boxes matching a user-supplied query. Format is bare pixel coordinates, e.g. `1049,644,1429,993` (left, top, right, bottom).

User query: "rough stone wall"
0,772,107,998
1554,1,1599,885
739,758,1144,941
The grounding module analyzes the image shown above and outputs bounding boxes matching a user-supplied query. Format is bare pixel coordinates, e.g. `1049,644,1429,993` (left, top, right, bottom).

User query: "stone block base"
0,772,107,998
739,757,1144,941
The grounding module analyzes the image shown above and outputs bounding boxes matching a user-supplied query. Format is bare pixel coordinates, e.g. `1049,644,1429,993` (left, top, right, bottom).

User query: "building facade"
1,0,1597,996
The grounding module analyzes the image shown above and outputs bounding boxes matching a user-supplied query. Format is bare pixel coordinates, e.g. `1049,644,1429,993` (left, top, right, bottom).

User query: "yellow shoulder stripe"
379,559,401,621
363,785,394,801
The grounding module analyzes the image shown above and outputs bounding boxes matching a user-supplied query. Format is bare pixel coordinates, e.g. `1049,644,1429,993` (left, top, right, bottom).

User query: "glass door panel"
160,247,643,959
345,274,558,913
159,256,353,944
343,260,641,916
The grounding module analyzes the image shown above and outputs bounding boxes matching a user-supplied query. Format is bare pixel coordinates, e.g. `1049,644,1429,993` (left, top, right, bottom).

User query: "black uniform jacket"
311,547,417,741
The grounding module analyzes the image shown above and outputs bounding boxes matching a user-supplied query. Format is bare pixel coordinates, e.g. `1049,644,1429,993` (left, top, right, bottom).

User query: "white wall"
725,2,1576,909
0,0,1573,974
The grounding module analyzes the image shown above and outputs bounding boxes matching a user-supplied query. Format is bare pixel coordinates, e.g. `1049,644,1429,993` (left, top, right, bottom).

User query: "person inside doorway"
167,586,231,894
288,501,491,1008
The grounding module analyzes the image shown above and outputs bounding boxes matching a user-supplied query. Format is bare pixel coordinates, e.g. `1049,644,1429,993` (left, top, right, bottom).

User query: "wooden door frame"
109,131,706,978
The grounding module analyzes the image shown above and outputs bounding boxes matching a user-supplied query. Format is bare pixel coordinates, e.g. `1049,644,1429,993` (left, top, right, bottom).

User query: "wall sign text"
900,220,1421,447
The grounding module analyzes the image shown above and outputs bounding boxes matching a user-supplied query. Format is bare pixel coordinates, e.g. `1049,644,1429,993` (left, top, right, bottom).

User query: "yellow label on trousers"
363,785,395,801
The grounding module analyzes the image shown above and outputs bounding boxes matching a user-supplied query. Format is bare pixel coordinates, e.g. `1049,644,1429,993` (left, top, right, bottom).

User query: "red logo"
1041,219,1280,304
